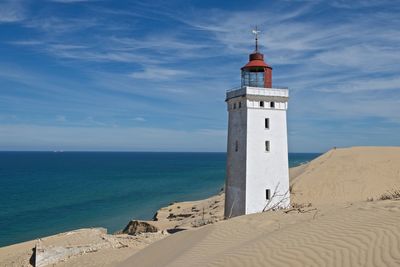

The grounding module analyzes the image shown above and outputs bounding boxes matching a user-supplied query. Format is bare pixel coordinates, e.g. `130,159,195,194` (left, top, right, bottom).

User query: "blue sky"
0,0,399,152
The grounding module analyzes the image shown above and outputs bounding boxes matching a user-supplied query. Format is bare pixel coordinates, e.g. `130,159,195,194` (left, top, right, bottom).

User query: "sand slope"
122,146,400,267
291,146,400,205
121,200,400,267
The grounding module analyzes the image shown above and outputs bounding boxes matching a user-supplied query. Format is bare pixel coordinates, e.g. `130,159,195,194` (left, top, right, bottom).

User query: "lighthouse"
224,29,290,218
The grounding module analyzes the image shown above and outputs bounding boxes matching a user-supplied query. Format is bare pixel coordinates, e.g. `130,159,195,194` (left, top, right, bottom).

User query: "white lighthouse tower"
224,29,290,218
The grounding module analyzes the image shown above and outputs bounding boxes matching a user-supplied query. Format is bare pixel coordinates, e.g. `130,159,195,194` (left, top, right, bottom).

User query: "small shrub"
292,202,312,209
379,188,400,200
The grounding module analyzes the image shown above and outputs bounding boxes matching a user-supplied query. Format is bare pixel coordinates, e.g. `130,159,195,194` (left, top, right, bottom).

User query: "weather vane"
252,26,261,52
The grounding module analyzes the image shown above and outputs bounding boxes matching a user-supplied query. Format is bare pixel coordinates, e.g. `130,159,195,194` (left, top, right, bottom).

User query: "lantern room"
241,29,272,88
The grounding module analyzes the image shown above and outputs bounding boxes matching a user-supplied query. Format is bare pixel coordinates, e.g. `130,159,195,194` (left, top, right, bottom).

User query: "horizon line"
0,150,322,153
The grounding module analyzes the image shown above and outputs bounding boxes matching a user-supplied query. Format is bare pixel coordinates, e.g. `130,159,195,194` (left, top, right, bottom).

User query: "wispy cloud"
56,115,67,122
317,76,400,93
129,68,190,80
315,45,400,72
329,0,394,9
8,40,44,46
0,0,26,23
132,117,146,122
24,17,98,33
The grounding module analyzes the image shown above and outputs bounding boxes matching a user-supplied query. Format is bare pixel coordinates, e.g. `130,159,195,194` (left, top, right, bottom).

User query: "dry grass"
379,188,400,200
283,203,316,215
291,202,312,209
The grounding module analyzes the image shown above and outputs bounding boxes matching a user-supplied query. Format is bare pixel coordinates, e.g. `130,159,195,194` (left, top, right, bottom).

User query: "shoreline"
0,152,319,248
3,147,399,266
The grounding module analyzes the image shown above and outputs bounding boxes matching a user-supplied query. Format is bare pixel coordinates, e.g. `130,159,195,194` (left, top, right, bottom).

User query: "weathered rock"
34,228,124,267
167,213,192,219
122,220,158,235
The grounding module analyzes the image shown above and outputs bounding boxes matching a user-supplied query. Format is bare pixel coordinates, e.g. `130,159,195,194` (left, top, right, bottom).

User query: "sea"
0,152,320,247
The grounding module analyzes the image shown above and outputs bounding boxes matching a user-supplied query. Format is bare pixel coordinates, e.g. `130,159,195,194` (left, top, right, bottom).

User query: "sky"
0,0,399,152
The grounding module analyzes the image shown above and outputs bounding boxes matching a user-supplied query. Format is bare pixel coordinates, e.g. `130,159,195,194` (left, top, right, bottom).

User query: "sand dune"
291,146,400,205
122,199,400,267
122,146,400,267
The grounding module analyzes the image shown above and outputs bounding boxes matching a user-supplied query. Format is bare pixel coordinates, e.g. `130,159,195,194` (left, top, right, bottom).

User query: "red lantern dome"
241,29,272,88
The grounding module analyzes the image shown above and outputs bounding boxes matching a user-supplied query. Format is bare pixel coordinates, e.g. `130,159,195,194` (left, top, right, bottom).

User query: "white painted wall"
225,87,289,218
246,105,289,214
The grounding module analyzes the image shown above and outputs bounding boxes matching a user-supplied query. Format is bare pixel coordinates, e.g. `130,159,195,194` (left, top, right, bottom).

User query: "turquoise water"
0,152,319,247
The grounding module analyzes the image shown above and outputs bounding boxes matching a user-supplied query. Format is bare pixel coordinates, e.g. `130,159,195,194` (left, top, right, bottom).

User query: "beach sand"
122,199,400,267
290,146,400,205
1,146,400,266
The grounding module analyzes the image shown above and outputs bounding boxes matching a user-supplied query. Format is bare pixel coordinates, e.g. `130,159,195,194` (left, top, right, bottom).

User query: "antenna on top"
252,26,261,52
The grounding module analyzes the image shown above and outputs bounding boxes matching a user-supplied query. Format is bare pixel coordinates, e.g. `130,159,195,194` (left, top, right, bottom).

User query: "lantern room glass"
241,69,265,88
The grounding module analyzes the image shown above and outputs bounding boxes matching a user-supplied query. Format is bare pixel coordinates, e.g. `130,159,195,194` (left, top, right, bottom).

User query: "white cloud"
317,77,400,93
8,40,44,46
129,68,190,80
0,0,26,23
84,116,107,126
50,50,163,64
321,97,400,122
24,17,98,33
132,117,146,122
330,0,393,9
56,115,67,122
315,45,400,72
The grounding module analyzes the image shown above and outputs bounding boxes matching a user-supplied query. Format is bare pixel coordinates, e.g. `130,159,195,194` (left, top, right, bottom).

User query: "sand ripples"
123,200,400,267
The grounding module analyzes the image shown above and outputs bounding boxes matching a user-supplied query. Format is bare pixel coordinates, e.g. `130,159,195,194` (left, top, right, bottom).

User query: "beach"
1,146,400,266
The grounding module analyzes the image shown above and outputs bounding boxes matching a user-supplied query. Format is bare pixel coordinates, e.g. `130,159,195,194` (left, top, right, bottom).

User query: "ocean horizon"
0,152,320,247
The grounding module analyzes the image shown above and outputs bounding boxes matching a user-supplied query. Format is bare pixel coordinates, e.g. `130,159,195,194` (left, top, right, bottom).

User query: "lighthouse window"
266,189,271,200
270,101,275,108
265,141,270,152
265,118,269,129
260,101,264,107
235,140,239,152
233,103,236,109
238,102,241,108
